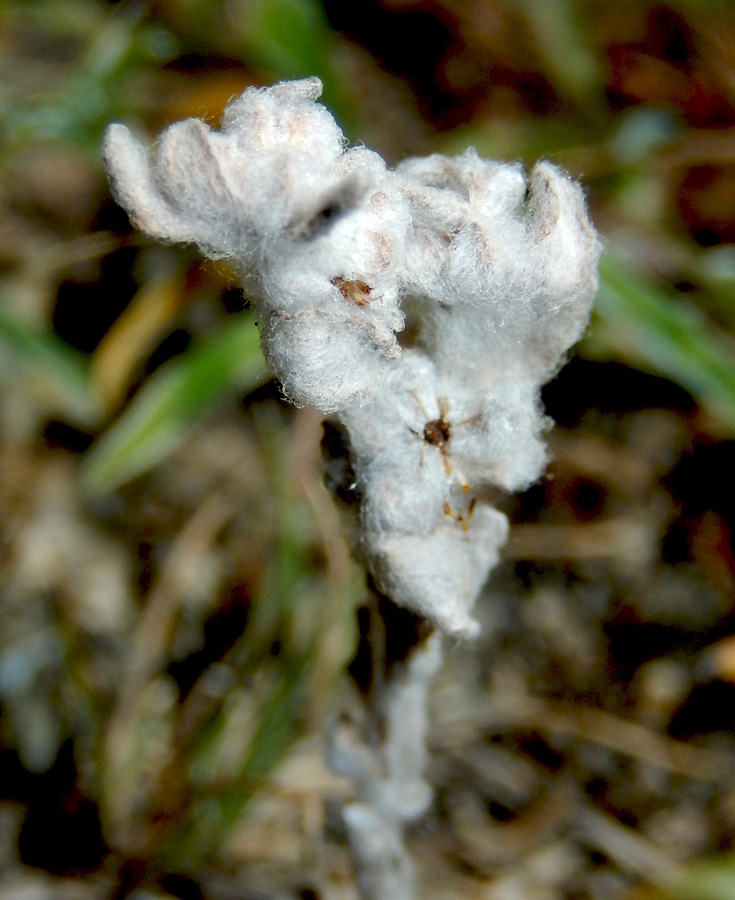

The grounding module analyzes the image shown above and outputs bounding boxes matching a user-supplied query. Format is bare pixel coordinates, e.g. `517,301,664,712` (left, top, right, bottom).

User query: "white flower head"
104,77,600,636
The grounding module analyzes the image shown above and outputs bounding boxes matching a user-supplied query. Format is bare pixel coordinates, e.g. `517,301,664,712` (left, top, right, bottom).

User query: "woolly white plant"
104,75,599,639
104,76,599,898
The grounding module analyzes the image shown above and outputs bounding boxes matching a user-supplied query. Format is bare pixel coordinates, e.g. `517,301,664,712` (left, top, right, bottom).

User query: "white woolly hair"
104,77,601,636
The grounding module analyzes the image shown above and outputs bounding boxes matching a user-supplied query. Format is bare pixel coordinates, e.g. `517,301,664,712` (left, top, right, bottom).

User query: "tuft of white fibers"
365,507,509,638
104,76,601,637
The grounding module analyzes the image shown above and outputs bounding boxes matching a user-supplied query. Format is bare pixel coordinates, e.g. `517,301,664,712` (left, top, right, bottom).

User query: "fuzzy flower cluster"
105,77,600,636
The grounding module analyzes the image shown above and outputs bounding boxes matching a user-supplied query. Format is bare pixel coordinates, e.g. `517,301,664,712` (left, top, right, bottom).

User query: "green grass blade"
82,313,269,492
242,0,331,79
0,305,98,422
238,0,356,135
591,255,735,429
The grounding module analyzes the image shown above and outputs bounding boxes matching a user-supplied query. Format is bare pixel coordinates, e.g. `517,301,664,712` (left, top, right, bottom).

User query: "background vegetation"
2,1,735,898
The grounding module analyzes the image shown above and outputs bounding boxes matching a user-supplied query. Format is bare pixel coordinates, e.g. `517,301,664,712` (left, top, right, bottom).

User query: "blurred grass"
590,254,735,430
0,303,99,422
669,855,735,900
0,1,173,159
82,310,269,493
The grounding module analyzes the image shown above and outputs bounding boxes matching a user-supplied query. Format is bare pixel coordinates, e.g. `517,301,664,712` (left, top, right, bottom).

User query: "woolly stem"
328,587,441,899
